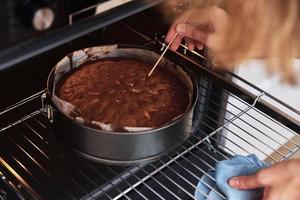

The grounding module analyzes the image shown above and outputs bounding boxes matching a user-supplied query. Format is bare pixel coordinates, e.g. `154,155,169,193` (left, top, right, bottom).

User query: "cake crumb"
144,111,151,120
149,108,158,112
132,88,143,93
115,80,121,85
149,90,160,95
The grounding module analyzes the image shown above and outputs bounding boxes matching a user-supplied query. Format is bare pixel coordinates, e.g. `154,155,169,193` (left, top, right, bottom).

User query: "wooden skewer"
148,8,194,77
148,33,178,77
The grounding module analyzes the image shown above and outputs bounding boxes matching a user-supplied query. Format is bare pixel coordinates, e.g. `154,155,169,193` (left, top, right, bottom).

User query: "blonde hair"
213,0,300,83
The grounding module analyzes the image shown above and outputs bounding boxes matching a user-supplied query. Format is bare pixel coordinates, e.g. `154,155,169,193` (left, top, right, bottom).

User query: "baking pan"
45,44,198,165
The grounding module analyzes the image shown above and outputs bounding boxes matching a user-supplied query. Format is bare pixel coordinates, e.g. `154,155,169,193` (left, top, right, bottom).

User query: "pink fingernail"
229,178,239,187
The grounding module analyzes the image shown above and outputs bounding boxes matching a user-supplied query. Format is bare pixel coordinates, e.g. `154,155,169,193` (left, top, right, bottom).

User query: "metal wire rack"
0,14,300,198
0,60,299,200
91,75,300,200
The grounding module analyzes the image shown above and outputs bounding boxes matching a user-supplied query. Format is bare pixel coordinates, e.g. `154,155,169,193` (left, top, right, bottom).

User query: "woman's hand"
229,159,300,200
165,6,228,52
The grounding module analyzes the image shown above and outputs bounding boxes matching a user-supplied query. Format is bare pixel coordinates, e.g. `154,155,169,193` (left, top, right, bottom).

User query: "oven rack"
0,66,299,200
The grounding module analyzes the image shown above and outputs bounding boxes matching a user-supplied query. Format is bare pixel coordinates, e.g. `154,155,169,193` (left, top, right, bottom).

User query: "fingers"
169,35,183,51
229,174,264,190
262,187,270,200
228,164,282,190
262,188,281,200
185,38,195,51
165,10,208,51
166,22,207,51
255,160,300,185
167,31,204,51
166,10,187,43
230,160,300,192
176,23,208,44
166,21,183,51
165,25,176,44
196,41,204,50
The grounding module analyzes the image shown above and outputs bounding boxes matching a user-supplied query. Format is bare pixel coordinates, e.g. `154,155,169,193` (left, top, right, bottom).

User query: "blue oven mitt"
194,154,267,200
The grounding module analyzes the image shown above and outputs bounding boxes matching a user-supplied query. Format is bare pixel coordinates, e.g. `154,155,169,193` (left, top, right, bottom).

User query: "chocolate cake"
57,59,190,131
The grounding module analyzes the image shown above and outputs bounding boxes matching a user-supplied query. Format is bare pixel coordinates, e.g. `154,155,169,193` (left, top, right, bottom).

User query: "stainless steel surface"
108,87,299,199
33,8,54,31
69,0,134,25
0,56,299,199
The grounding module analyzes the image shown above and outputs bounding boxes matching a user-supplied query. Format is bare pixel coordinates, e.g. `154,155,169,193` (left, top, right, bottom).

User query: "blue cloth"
194,154,267,200
195,170,223,200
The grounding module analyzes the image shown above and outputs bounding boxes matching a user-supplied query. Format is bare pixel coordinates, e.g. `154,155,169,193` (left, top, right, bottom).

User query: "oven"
0,1,299,199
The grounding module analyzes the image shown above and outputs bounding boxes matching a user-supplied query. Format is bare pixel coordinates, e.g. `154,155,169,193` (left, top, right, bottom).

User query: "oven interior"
0,1,299,200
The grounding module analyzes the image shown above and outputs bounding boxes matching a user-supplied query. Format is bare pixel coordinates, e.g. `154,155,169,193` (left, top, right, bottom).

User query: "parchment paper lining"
52,45,194,132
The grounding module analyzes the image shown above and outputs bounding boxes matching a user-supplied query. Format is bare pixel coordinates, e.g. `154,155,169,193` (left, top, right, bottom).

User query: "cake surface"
57,59,190,131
